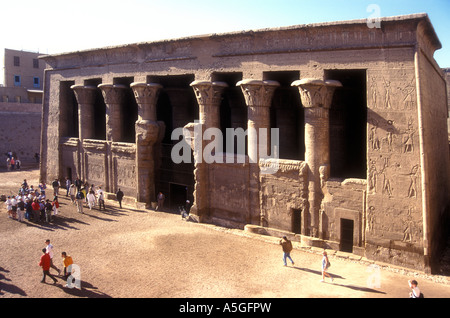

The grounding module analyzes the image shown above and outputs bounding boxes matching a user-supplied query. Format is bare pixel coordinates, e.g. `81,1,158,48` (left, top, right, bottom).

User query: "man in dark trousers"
39,248,57,284
116,189,124,208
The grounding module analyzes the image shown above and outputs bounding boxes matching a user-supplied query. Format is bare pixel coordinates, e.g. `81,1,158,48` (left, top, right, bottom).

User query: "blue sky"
1,0,449,84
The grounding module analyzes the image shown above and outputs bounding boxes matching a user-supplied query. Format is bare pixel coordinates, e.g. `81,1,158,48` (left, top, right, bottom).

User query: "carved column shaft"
292,79,341,237
237,79,279,225
98,84,127,142
237,80,279,162
71,85,97,141
98,84,127,192
131,82,163,206
71,85,98,182
188,81,228,220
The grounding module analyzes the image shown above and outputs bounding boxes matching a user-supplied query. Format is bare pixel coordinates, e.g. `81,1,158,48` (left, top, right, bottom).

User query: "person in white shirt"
5,196,12,218
10,196,17,219
96,187,105,210
45,239,61,275
408,279,422,298
86,190,96,210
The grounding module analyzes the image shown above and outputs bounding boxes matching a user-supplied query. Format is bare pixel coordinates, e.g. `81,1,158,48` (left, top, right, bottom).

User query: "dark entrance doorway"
292,209,302,234
340,218,354,253
170,183,188,211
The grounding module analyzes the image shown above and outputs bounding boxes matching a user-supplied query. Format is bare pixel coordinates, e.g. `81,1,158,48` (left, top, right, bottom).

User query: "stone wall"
39,14,450,272
259,160,308,233
0,102,41,163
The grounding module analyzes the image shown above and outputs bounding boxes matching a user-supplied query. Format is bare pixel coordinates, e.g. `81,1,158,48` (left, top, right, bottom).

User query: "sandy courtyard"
0,164,449,302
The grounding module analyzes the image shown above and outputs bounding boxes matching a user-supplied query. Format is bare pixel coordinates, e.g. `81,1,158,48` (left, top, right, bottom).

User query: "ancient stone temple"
39,14,449,273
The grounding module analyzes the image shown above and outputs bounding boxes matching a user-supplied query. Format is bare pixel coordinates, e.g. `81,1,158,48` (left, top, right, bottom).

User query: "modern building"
39,14,450,273
0,49,45,161
1,48,45,103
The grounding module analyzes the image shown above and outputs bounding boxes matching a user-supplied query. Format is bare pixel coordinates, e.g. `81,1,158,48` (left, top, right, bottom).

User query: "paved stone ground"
0,164,449,300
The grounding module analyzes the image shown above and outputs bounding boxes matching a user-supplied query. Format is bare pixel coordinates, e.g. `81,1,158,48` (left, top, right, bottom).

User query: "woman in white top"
86,190,96,210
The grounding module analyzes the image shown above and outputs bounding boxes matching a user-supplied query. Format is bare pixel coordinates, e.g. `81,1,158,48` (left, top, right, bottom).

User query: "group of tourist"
38,239,79,288
4,179,60,223
4,175,126,223
279,236,425,297
5,151,21,170
66,177,126,213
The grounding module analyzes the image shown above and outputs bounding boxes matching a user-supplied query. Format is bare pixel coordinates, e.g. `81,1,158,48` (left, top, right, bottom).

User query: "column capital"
291,79,341,109
190,81,228,106
130,82,163,105
237,79,280,107
98,84,127,105
131,82,163,122
71,85,97,105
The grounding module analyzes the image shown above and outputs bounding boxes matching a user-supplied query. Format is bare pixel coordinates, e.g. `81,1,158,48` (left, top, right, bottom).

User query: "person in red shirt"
39,248,57,284
31,199,41,222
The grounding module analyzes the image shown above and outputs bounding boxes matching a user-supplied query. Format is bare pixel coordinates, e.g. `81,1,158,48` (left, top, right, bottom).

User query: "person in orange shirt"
61,252,73,279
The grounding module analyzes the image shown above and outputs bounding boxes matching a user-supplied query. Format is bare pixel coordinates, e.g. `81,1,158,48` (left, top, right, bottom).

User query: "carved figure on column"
187,81,227,222
71,85,98,182
237,79,279,226
131,82,164,207
291,78,342,238
71,85,98,141
98,84,127,142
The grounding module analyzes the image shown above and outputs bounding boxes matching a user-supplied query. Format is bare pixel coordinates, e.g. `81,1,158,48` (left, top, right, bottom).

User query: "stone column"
292,78,341,237
71,85,98,181
98,84,127,192
188,81,228,221
98,84,127,142
237,79,279,225
131,82,163,207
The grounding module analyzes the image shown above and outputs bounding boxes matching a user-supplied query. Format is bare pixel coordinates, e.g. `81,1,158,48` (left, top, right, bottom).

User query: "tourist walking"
25,198,32,220
408,279,423,298
52,179,60,196
61,252,74,280
39,248,57,284
52,196,59,216
10,196,17,219
39,182,47,199
16,197,25,222
69,184,76,204
320,251,333,282
279,236,295,266
86,190,96,210
157,192,165,210
31,198,40,222
45,239,61,275
5,196,12,218
76,189,84,213
44,200,53,222
116,188,124,208
97,187,105,210
65,177,71,196
74,177,82,191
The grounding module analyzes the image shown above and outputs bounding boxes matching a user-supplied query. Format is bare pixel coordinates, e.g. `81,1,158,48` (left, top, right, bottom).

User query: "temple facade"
40,14,450,273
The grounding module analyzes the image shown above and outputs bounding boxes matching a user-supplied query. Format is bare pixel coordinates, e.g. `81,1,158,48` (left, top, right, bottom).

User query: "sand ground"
0,164,449,300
